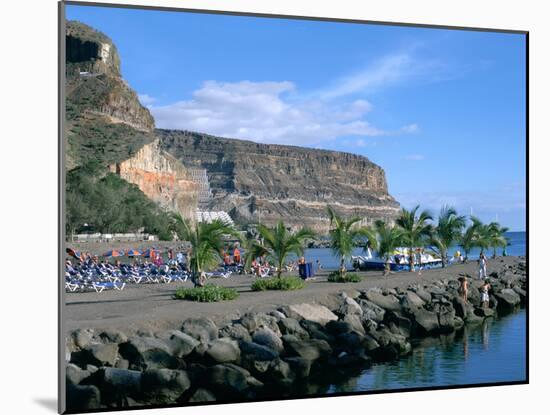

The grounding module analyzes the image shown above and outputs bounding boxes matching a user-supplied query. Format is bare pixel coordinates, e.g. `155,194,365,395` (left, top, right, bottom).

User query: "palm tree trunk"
409,247,415,272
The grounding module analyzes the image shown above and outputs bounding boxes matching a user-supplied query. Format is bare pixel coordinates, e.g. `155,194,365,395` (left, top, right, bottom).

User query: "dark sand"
65,256,523,333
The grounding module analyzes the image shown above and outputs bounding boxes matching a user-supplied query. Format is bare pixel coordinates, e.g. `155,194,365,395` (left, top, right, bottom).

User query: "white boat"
352,247,442,271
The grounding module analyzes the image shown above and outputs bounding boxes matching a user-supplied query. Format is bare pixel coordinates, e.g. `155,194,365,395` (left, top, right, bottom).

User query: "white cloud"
147,80,418,145
320,53,414,99
143,50,445,146
138,94,156,106
404,154,425,161
147,80,406,145
318,52,445,99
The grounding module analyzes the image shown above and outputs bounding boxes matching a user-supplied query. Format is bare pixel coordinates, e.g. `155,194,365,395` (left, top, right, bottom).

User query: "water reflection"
323,310,525,393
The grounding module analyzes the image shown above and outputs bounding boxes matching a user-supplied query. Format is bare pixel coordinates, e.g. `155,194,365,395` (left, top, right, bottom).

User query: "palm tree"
429,205,466,267
375,220,404,276
486,222,510,258
395,205,433,271
172,214,240,287
472,219,492,255
458,223,477,263
327,206,378,276
245,221,315,278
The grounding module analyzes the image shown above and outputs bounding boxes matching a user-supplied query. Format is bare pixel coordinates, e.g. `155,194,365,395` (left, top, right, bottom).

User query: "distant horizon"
66,5,527,231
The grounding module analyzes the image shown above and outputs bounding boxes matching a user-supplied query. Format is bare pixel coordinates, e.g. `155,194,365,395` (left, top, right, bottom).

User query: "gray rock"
286,303,338,325
189,388,216,403
410,308,440,333
115,358,129,370
181,317,218,342
278,318,309,339
208,363,262,395
283,338,332,361
85,343,119,367
119,337,179,370
267,358,294,385
268,310,287,320
364,291,402,312
361,334,380,352
337,294,363,316
325,320,354,335
284,356,312,378
206,339,241,363
141,369,191,404
100,367,142,395
401,291,425,309
453,297,475,319
72,329,94,349
240,313,281,335
252,328,284,352
66,383,101,411
299,320,334,342
168,331,200,358
358,299,386,323
219,324,252,342
239,341,279,361
385,311,412,337
495,289,521,311
474,307,495,318
414,288,432,303
97,329,128,344
66,363,91,385
436,304,456,333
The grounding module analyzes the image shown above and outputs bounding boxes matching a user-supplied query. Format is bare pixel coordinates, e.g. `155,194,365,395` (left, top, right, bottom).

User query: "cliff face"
109,139,198,220
65,21,198,225
158,130,400,232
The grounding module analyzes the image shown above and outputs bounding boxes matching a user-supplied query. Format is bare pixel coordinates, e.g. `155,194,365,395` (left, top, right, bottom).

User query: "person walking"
478,253,488,279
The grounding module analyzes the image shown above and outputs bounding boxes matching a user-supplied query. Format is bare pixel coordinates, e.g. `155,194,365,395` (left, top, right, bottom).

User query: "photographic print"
60,2,527,413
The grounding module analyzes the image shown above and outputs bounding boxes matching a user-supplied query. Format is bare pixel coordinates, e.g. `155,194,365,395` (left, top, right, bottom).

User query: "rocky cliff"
158,130,400,232
65,21,198,232
109,139,198,220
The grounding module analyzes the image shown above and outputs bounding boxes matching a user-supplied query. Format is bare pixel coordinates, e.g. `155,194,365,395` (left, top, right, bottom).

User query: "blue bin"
299,263,314,279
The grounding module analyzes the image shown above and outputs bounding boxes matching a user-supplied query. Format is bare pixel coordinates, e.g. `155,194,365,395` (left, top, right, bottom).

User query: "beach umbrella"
127,249,142,257
142,248,159,258
103,249,125,257
66,247,82,260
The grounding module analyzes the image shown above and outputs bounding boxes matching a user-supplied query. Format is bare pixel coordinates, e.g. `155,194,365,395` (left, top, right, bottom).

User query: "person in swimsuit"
480,279,491,308
459,276,469,302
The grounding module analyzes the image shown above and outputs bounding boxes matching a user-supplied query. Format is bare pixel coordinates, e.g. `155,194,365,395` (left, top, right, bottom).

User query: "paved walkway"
65,256,522,333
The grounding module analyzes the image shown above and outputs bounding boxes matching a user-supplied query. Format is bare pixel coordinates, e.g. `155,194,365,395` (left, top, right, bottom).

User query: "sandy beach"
65,256,523,333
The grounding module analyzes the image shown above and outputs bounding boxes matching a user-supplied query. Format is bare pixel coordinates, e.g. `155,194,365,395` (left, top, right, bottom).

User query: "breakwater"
65,259,526,411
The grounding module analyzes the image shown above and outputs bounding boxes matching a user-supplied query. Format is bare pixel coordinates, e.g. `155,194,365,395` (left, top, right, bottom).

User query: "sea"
326,309,527,393
297,231,526,270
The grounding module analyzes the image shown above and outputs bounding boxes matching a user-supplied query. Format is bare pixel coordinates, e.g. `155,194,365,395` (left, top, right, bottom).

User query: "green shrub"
251,276,305,291
174,284,239,302
327,272,362,283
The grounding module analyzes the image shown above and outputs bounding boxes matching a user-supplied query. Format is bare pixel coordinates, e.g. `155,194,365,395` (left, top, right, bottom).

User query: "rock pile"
65,261,526,411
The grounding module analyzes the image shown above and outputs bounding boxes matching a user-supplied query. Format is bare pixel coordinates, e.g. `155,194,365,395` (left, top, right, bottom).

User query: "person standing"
480,279,491,308
459,276,469,302
478,253,488,279
233,246,241,265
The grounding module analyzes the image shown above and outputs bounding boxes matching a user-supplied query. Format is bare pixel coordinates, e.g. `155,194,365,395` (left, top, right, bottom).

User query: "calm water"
297,231,526,270
326,309,526,393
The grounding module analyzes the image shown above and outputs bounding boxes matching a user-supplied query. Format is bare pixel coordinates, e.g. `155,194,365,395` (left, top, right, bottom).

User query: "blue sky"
66,5,527,231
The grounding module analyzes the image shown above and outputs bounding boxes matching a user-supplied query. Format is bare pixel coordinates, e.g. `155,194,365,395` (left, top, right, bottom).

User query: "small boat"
352,247,442,272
